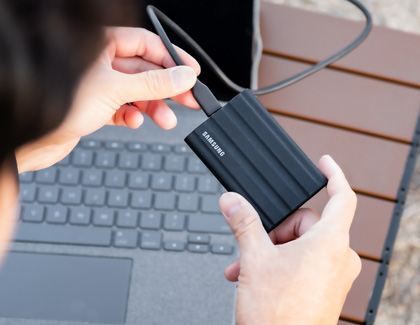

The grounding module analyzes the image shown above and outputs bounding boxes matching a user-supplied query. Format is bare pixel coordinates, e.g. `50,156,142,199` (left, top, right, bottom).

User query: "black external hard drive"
185,90,327,232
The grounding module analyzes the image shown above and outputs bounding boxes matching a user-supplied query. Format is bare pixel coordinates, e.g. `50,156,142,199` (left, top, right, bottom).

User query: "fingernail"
170,66,196,91
221,193,243,218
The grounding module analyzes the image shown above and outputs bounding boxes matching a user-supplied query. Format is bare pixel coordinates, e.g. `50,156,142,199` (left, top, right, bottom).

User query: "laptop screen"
138,0,260,101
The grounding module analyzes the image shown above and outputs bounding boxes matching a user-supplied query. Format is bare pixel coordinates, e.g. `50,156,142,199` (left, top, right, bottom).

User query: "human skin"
1,27,359,324
15,27,200,173
219,155,361,325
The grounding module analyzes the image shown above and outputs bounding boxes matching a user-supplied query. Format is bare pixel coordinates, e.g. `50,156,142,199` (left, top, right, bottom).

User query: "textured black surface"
185,90,327,232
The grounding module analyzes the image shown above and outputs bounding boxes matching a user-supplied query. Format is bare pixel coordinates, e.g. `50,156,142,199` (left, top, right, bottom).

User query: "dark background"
137,0,256,101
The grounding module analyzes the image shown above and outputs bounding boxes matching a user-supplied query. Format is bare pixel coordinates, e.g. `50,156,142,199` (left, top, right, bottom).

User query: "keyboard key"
118,152,139,170
188,244,209,253
95,151,116,168
82,169,103,187
130,191,152,209
141,153,162,171
127,142,147,152
105,170,126,188
114,229,138,248
151,174,172,191
140,231,161,250
69,207,91,225
116,210,139,228
164,155,186,172
174,144,191,154
21,205,44,223
37,185,59,204
59,168,80,185
84,188,106,206
198,176,219,193
35,167,57,184
151,144,171,153
154,193,176,211
105,141,124,150
80,139,101,149
178,194,199,212
61,187,82,205
163,213,186,231
211,243,234,255
19,171,34,183
188,233,210,244
56,155,71,166
164,241,185,252
20,184,36,202
93,208,114,227
187,157,208,174
188,214,231,234
72,149,93,167
107,190,129,207
201,195,221,214
174,175,195,192
127,172,149,189
46,206,67,224
140,212,161,230
14,223,112,246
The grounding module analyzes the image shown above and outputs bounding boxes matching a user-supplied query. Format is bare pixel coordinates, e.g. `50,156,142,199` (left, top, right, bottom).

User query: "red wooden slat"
258,55,420,143
341,259,379,322
306,192,394,260
261,1,420,88
272,114,409,200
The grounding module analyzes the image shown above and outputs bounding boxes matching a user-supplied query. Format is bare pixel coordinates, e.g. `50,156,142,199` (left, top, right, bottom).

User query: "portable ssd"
185,90,327,232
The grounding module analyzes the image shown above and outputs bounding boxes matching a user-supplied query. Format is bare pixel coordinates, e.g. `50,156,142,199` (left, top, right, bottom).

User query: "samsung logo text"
202,131,225,157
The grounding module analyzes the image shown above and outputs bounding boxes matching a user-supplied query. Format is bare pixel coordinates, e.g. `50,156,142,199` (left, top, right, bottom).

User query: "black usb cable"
146,1,372,116
146,2,373,232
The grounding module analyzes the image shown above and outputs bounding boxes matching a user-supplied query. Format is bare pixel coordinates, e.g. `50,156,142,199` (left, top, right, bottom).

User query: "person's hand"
219,155,361,325
16,27,200,173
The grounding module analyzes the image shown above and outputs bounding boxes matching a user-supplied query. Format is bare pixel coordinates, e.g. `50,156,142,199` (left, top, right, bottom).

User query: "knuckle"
142,70,164,97
347,249,362,278
232,209,259,242
346,189,357,208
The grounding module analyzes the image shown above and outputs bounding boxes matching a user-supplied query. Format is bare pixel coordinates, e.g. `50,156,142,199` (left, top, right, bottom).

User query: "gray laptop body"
0,1,262,324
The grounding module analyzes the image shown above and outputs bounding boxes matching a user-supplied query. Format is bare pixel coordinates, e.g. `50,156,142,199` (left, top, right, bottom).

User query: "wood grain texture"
259,55,420,143
260,1,420,87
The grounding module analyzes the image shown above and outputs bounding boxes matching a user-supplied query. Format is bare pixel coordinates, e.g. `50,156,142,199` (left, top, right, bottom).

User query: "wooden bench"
258,2,420,324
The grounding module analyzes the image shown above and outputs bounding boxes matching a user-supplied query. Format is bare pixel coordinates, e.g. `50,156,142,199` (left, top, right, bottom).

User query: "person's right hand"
219,155,361,325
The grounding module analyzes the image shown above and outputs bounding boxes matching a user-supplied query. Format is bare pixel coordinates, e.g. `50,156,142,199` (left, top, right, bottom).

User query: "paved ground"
264,0,420,324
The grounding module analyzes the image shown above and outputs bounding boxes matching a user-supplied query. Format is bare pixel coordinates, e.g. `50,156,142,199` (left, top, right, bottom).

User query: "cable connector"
147,6,221,117
191,80,222,116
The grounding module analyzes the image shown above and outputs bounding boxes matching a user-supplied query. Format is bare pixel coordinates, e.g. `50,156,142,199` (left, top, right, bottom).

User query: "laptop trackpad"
0,252,132,323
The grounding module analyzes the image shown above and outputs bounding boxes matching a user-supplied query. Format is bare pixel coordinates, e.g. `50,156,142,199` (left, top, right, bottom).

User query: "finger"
318,155,357,232
112,56,162,74
224,259,240,282
171,91,200,109
111,104,145,128
133,100,177,130
112,57,200,109
268,208,321,245
106,27,200,74
111,65,197,104
123,105,144,129
219,192,272,253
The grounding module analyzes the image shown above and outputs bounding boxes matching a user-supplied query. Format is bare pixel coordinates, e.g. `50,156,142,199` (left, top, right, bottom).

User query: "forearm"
15,131,79,173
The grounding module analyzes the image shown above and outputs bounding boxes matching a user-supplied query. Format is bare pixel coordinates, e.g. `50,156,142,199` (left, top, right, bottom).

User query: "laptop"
0,1,262,324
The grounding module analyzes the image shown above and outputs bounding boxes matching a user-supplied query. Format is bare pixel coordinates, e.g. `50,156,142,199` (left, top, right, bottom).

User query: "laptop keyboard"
16,139,234,255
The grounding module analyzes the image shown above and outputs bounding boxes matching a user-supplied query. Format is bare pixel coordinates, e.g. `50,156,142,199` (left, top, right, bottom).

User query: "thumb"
112,65,197,103
219,193,271,253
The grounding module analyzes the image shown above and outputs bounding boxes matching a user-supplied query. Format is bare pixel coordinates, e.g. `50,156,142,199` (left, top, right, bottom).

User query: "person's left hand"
16,27,200,173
